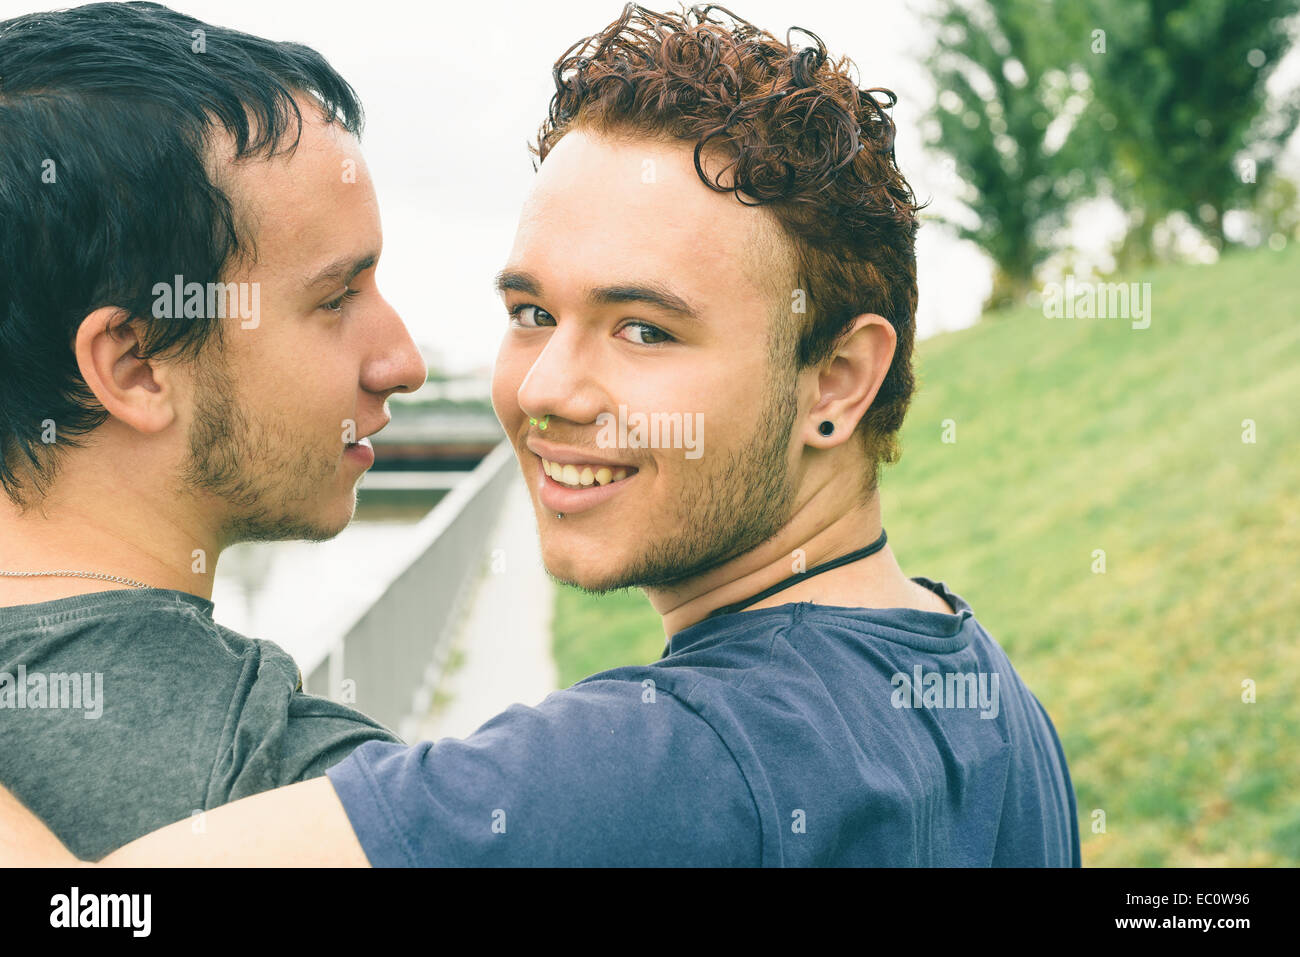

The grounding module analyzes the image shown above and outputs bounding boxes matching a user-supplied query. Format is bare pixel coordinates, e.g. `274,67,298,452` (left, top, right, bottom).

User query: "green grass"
552,586,667,689
550,243,1300,866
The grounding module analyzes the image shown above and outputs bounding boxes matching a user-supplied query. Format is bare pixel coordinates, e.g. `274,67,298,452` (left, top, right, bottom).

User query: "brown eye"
510,305,555,327
619,320,672,345
324,287,360,312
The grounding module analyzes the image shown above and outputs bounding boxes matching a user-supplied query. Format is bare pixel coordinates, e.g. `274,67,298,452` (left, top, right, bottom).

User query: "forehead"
214,102,378,275
510,129,791,313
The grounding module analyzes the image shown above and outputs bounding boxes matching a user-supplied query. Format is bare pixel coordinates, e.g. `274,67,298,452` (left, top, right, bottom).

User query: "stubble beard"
568,366,800,594
180,355,352,546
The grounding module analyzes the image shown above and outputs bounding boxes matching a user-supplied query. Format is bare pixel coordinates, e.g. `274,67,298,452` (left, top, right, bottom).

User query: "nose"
515,324,604,429
362,293,428,398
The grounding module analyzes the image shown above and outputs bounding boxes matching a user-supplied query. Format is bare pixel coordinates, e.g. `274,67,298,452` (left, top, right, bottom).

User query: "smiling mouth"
540,457,638,489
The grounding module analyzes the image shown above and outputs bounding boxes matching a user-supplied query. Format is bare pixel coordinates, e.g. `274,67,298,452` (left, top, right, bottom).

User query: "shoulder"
202,625,400,800
327,677,761,866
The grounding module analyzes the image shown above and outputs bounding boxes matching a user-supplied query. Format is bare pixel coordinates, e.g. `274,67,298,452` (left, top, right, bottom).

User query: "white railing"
302,440,519,740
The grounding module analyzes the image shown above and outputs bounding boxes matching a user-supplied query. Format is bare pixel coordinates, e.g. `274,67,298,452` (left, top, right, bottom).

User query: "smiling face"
179,103,427,547
492,129,808,591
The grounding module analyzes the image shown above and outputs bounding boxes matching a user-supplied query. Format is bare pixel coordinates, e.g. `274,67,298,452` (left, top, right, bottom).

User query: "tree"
1079,0,1300,263
923,0,1099,309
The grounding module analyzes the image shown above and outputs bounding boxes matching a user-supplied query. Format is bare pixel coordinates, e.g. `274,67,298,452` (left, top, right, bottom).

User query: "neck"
646,481,912,636
0,459,220,605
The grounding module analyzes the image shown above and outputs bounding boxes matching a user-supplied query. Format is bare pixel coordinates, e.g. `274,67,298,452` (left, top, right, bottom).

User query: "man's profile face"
492,129,806,592
178,103,426,547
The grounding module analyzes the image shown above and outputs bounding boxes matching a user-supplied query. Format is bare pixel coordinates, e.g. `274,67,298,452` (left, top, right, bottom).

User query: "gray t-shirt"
0,587,400,860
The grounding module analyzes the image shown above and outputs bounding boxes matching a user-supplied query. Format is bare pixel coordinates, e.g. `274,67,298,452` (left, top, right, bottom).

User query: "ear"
804,313,896,448
73,307,179,435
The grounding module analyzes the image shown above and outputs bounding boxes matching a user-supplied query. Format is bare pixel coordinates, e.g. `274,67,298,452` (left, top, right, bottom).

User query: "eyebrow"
302,252,378,291
494,269,700,321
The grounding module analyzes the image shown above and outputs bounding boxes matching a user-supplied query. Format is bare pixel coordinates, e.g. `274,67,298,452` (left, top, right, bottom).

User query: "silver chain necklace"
0,569,151,589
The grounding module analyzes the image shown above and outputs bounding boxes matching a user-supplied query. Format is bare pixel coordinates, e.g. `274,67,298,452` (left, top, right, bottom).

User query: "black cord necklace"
660,528,889,657
705,527,889,621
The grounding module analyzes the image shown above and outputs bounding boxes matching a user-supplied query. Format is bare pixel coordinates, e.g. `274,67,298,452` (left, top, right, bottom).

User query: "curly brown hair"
533,2,921,491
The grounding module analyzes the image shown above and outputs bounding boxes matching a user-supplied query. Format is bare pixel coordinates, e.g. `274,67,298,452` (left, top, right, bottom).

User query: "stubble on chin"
550,378,799,595
180,362,351,545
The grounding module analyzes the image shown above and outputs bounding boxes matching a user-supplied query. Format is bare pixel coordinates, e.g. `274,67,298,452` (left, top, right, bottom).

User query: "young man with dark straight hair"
0,1,425,859
0,3,1079,867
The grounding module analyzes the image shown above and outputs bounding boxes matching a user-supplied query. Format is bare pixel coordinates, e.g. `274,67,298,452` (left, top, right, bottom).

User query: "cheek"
276,361,355,446
624,365,717,426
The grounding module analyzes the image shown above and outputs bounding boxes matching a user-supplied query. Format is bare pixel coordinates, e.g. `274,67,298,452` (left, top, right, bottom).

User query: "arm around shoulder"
98,776,369,866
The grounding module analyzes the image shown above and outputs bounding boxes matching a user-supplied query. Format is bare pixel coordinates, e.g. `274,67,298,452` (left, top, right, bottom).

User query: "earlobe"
74,307,178,435
807,313,895,447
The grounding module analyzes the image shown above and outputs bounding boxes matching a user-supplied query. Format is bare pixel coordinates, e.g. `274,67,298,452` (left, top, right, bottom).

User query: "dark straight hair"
0,1,364,505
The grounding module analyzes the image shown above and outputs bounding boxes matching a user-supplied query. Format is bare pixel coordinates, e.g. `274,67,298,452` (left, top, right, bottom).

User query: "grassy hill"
551,243,1300,866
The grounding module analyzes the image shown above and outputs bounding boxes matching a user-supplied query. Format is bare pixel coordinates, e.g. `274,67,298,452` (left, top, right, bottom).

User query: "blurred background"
8,0,1294,866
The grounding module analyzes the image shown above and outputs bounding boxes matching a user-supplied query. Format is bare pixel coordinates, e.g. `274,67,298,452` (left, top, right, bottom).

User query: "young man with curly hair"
0,3,1080,867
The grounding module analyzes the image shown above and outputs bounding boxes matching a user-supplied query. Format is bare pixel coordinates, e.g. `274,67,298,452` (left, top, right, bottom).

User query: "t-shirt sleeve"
325,678,761,866
278,692,403,780
206,642,401,807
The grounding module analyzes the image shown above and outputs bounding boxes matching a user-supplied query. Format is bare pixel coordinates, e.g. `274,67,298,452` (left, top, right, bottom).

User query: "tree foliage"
924,0,1097,308
1079,0,1300,262
924,0,1300,302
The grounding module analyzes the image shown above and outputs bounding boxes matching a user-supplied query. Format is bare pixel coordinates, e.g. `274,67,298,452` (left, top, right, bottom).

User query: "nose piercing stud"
529,415,550,431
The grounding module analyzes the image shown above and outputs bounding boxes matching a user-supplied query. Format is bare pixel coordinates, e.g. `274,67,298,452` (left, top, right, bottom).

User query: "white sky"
6,0,1296,374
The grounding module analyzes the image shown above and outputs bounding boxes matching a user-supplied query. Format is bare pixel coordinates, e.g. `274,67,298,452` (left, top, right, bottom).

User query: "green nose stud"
529,416,550,431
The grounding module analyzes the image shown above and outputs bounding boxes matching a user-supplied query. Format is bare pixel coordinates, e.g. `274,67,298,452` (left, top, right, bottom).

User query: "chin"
315,492,359,539
541,543,635,595
273,493,357,544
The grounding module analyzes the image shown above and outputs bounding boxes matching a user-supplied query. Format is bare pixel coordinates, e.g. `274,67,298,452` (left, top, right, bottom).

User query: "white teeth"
541,458,633,489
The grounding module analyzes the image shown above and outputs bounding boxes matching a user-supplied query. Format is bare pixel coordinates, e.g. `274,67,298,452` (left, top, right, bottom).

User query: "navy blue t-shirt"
326,578,1080,866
